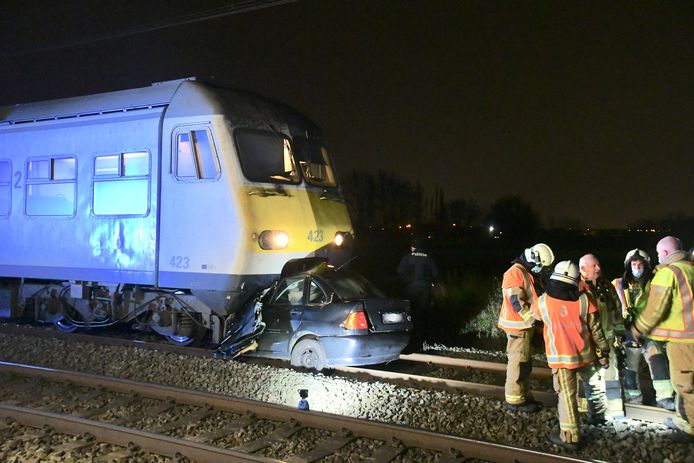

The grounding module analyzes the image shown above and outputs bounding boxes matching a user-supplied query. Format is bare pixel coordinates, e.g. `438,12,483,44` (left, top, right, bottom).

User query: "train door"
158,123,236,296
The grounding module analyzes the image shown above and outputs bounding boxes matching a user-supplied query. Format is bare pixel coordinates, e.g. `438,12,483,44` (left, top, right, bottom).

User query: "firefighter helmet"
524,243,555,268
550,260,580,286
624,248,651,267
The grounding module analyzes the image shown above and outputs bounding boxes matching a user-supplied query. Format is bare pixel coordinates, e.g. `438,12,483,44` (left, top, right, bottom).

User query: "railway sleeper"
151,404,214,433
188,412,258,443
285,428,355,463
232,421,304,453
111,398,175,426
75,395,137,419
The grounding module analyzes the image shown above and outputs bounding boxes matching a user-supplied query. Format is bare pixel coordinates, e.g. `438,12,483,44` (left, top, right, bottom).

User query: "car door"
256,276,305,354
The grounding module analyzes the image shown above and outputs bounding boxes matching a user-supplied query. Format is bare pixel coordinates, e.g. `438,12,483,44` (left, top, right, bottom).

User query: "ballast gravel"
0,333,692,463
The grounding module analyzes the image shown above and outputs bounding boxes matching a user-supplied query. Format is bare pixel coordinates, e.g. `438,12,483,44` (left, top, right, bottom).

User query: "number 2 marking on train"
307,230,324,242
169,256,190,269
14,171,22,188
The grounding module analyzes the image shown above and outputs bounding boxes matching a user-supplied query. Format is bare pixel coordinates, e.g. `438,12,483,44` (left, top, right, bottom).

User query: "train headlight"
334,231,351,247
259,230,289,250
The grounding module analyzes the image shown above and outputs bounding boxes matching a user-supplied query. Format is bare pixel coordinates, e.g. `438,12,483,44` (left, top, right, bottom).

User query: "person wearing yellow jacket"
498,243,554,412
613,248,674,409
579,254,627,421
632,236,694,442
531,260,610,450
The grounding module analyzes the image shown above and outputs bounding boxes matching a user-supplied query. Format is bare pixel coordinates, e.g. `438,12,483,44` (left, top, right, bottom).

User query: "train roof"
0,78,194,125
0,78,322,139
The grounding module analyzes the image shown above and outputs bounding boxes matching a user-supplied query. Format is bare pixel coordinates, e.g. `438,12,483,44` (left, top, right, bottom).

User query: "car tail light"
343,310,368,331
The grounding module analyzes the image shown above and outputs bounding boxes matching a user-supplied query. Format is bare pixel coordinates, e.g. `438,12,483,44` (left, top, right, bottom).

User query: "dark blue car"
246,258,412,370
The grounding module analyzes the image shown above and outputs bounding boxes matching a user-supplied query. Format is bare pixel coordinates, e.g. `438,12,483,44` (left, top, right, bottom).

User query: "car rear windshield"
324,271,385,299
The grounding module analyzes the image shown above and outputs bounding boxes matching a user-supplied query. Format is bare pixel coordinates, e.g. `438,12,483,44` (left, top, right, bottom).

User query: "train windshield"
292,136,337,188
234,129,300,184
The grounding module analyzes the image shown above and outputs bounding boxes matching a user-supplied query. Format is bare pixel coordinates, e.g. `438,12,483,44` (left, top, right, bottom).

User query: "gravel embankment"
0,333,691,463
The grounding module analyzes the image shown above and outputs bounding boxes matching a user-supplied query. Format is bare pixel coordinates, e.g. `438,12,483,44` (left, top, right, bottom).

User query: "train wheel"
54,317,78,333
165,334,197,346
290,339,326,371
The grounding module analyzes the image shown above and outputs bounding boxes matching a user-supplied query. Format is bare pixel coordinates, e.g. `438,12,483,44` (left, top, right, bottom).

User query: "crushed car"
213,258,412,370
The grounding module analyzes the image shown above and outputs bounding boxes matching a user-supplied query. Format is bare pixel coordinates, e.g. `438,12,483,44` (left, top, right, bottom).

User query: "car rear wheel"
290,339,326,371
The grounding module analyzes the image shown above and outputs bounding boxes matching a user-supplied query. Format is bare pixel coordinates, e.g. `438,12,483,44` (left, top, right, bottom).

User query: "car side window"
273,277,305,305
307,279,327,304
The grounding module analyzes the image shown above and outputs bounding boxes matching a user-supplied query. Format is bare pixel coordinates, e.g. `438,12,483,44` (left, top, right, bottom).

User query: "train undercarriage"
0,279,225,346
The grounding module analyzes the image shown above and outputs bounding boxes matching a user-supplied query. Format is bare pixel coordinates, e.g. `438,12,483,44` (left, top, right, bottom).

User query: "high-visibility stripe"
670,265,694,331
498,264,537,331
538,294,558,358
613,278,629,317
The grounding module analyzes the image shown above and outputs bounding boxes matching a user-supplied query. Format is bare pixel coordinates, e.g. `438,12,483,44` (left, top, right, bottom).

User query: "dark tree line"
341,170,541,243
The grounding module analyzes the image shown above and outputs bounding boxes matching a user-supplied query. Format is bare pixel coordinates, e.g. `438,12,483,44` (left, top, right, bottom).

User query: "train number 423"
169,256,190,269
307,230,324,242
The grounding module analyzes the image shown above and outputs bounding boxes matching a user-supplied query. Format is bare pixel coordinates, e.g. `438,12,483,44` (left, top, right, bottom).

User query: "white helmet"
524,243,555,268
624,248,650,267
550,260,580,286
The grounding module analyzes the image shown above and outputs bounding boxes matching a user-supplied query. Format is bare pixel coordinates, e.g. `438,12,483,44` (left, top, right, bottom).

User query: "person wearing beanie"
532,260,610,450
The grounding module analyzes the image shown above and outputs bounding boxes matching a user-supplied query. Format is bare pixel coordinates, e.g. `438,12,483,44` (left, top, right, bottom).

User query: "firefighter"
631,236,694,442
532,260,610,450
397,238,439,352
612,249,675,409
498,243,554,412
579,254,626,421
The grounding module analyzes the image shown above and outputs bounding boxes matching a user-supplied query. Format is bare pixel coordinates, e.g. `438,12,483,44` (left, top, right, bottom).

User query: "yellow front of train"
234,127,354,280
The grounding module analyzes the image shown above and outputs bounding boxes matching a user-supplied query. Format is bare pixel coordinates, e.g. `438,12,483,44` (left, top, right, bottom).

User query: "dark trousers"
406,284,432,351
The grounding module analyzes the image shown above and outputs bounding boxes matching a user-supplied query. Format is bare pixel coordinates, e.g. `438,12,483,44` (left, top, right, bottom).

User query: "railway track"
0,361,591,463
0,321,673,425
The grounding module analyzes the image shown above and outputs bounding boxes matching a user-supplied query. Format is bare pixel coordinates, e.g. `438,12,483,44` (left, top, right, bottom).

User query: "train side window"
234,129,300,184
93,151,150,216
25,156,76,217
0,159,11,217
174,128,220,181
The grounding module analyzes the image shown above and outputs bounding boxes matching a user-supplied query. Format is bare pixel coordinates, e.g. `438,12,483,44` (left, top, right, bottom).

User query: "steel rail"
400,353,553,378
0,403,276,463
0,323,674,424
0,361,590,463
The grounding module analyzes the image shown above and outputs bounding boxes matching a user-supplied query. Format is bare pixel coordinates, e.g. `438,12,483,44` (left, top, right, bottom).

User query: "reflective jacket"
579,277,625,340
635,256,694,343
531,293,608,369
498,263,538,333
612,277,651,318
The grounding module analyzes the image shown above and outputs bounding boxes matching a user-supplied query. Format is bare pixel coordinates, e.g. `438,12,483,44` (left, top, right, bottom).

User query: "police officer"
397,238,439,352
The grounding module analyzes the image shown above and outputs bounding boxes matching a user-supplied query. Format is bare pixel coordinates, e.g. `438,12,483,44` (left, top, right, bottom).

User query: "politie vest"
498,263,538,332
612,277,650,318
643,261,694,343
532,293,596,369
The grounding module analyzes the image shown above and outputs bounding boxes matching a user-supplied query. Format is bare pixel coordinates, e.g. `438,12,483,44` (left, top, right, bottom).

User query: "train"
0,78,353,345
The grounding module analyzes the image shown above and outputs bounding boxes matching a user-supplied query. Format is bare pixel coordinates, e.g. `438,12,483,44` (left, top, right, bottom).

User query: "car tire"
290,339,326,371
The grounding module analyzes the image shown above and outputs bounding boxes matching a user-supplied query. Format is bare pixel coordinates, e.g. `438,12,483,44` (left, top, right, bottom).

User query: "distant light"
405,224,412,229
488,225,495,233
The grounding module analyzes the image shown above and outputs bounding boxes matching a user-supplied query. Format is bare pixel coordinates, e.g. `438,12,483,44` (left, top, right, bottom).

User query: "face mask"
632,268,644,279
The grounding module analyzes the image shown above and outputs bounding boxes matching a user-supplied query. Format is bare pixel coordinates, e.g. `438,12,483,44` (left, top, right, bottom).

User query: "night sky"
1,1,692,229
